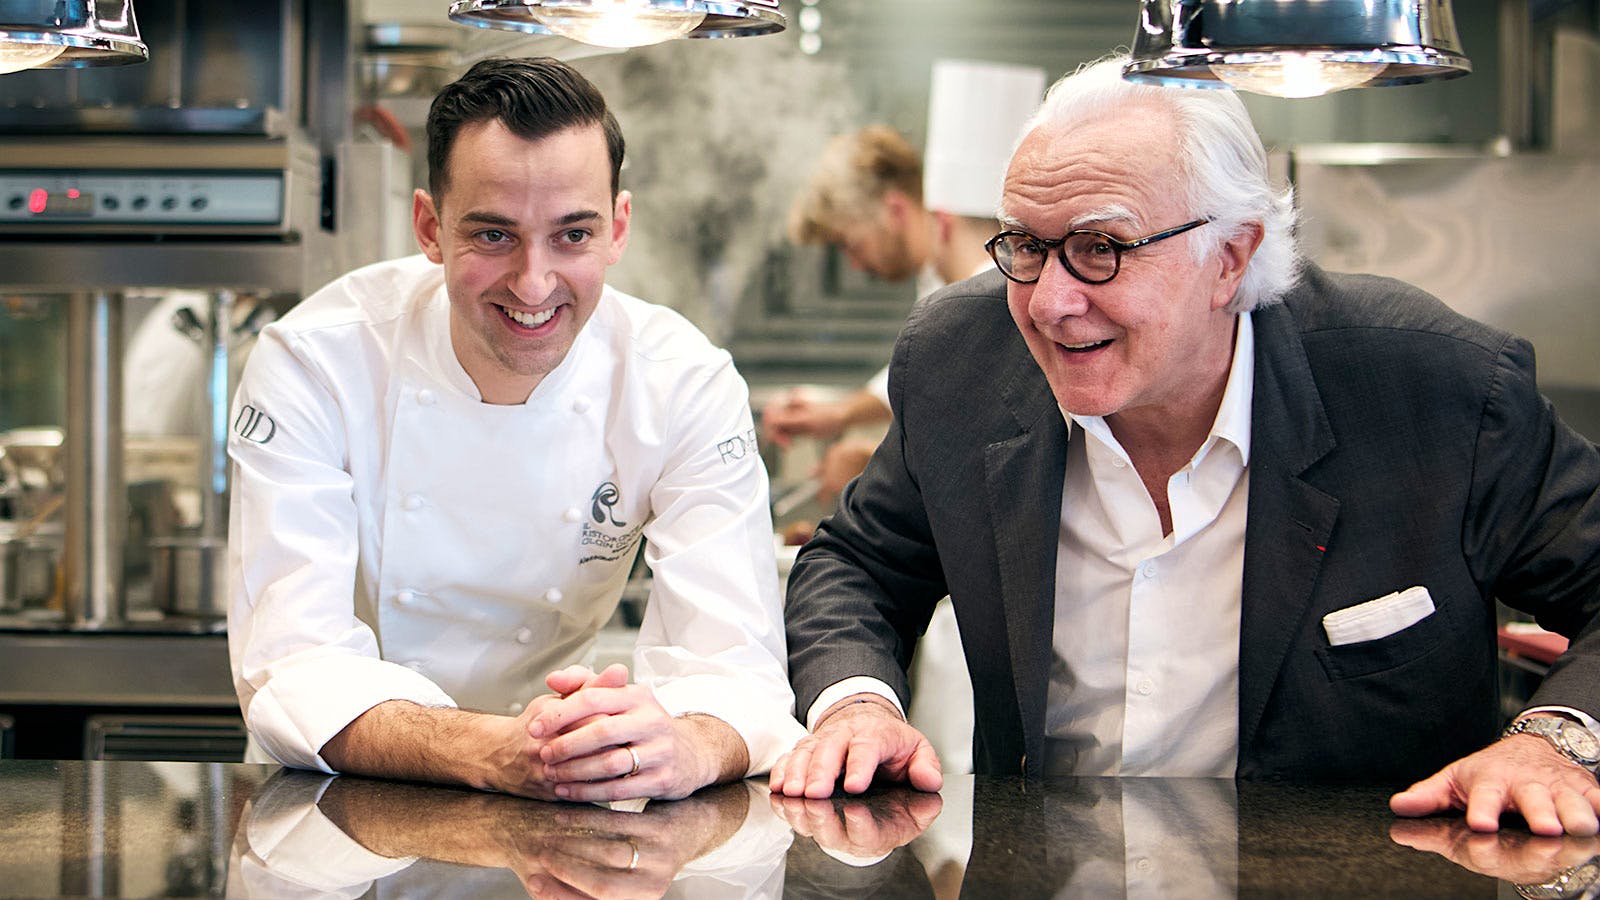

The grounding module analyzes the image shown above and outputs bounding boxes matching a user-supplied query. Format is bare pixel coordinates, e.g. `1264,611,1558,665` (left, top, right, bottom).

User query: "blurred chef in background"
227,57,803,804
770,60,1047,505
767,60,1047,778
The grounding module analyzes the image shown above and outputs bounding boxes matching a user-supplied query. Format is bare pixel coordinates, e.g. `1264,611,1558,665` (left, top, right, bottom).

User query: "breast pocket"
1314,599,1453,681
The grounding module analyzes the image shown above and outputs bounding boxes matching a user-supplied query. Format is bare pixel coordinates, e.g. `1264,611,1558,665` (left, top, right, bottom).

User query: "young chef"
226,57,804,802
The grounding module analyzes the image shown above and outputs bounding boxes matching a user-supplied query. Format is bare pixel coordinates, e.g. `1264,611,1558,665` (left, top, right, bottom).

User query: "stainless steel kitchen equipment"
0,134,330,628
0,0,355,761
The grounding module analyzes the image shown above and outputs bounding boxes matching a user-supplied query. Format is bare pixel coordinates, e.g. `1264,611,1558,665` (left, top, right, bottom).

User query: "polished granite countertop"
0,759,1592,897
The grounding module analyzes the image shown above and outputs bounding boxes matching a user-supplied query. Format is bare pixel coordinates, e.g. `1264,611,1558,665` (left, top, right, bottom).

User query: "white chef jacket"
227,254,805,776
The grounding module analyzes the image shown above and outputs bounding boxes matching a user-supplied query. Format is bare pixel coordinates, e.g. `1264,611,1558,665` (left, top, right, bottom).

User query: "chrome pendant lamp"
0,0,149,74
448,0,784,49
1124,0,1471,98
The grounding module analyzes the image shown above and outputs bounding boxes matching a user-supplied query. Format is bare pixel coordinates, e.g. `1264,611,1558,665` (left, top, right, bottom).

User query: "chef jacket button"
396,589,416,606
572,395,591,414
562,507,582,524
1137,679,1155,696
515,627,533,644
545,588,564,604
402,493,424,511
417,389,436,406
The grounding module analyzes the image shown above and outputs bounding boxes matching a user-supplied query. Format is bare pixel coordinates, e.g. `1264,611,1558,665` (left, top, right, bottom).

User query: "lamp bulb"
0,41,66,75
538,1,705,48
1213,55,1382,99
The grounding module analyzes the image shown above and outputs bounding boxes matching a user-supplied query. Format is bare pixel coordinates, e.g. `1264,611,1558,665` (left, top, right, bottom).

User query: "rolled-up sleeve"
633,355,806,776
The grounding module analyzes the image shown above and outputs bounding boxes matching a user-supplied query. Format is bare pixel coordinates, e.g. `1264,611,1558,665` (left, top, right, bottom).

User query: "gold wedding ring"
625,744,641,777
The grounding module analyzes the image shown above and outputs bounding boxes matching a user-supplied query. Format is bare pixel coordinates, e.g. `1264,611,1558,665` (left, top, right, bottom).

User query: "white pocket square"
1322,586,1435,647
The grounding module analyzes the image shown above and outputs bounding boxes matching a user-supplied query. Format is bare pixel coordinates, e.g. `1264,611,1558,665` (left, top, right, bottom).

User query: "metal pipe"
200,290,234,539
64,291,125,627
1500,0,1533,149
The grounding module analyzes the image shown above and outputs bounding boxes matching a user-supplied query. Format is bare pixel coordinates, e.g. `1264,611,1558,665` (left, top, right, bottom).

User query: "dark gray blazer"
785,263,1600,784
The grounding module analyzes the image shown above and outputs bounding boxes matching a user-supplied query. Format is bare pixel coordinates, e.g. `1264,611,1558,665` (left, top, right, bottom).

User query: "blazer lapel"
983,356,1067,774
1238,302,1340,761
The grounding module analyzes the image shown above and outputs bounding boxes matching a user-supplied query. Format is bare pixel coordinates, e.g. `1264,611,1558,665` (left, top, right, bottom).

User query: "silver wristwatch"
1502,716,1600,769
1516,855,1600,900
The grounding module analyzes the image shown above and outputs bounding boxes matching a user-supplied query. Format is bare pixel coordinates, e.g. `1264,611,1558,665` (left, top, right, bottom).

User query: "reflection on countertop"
0,759,1593,897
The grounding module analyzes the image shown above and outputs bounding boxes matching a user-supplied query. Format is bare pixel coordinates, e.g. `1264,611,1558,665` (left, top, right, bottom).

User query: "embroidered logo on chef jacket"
590,481,627,527
716,428,758,464
233,404,277,444
580,480,642,564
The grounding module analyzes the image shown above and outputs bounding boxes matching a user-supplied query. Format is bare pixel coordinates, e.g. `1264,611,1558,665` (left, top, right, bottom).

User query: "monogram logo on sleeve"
233,404,277,444
717,428,758,464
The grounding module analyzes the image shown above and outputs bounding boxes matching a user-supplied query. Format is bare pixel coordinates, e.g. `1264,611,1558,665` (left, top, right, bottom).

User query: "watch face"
1562,723,1600,762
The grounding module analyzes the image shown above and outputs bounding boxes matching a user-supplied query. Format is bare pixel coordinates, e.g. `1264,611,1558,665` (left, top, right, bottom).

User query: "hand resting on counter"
1391,718,1600,837
768,693,942,799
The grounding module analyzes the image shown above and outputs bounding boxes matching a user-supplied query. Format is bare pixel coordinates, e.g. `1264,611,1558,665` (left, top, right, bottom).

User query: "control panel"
0,172,284,227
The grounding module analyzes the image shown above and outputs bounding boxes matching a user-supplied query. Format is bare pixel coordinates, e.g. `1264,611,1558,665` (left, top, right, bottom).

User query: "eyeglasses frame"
985,218,1210,285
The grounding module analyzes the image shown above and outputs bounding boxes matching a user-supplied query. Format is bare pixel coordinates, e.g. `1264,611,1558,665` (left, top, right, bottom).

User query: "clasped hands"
501,662,723,803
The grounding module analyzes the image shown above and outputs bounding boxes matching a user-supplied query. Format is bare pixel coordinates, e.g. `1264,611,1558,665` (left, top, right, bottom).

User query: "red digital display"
24,187,94,217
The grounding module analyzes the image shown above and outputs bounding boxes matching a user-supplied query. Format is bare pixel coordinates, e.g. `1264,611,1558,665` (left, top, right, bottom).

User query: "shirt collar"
1211,310,1254,467
1062,311,1254,468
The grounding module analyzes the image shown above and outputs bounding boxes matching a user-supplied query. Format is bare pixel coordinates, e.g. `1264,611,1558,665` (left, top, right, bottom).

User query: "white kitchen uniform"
227,255,804,776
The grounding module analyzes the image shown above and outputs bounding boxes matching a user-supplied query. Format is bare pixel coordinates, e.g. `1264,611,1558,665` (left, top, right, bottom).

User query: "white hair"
1017,55,1301,312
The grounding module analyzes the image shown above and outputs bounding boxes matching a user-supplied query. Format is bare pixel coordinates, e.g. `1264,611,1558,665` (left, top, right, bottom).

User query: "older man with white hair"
773,55,1600,838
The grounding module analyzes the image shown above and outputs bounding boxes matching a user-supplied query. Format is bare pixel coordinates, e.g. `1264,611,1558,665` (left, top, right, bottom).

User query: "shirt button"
1137,679,1155,696
508,701,523,715
417,389,436,406
545,588,564,604
562,507,582,524
395,589,416,606
572,395,592,414
1136,858,1155,874
1140,561,1157,579
515,627,533,645
402,493,424,511
403,660,424,672
1112,457,1128,469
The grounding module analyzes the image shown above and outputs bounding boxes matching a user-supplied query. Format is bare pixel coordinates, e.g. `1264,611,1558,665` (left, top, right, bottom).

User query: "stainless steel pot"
148,536,227,618
0,526,61,611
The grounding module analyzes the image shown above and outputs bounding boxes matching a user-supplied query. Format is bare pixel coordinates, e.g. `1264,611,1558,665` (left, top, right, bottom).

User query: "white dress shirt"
1043,314,1254,777
228,255,805,776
